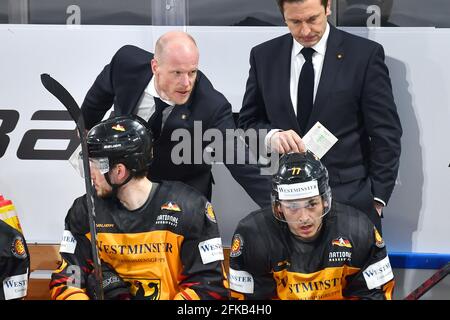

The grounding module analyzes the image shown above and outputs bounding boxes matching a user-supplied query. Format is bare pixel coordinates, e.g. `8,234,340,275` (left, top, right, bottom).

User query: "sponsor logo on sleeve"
230,234,244,258
277,181,319,200
59,230,77,254
204,202,217,223
11,236,27,259
363,256,394,289
3,272,28,300
229,268,254,294
198,237,224,264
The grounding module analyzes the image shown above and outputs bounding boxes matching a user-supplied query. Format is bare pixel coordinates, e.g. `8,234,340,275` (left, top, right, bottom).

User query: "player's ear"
114,163,128,180
272,201,284,220
151,58,158,74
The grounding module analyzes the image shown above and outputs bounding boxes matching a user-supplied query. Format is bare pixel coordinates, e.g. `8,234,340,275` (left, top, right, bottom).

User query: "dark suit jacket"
238,25,402,227
81,45,271,208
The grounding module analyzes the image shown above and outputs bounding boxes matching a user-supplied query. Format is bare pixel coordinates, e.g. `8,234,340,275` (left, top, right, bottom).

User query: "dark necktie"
149,97,169,139
297,47,315,133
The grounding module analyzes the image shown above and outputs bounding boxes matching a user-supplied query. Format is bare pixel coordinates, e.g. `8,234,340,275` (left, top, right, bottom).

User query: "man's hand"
270,130,306,154
374,201,383,217
87,262,131,300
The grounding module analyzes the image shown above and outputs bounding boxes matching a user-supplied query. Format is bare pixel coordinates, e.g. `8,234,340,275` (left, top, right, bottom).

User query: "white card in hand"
302,122,338,159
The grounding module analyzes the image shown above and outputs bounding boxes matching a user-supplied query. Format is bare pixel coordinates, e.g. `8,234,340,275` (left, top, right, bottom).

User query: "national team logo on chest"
332,237,352,248
161,202,181,212
329,237,352,263
127,278,161,300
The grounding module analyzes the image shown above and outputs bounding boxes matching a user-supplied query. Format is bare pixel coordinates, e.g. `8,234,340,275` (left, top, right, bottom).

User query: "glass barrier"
0,0,283,26
28,0,151,25
1,0,450,27
336,0,450,27
188,0,283,26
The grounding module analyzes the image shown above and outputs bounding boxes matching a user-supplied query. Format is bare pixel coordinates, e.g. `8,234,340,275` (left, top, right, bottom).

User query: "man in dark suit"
81,31,271,208
238,0,402,231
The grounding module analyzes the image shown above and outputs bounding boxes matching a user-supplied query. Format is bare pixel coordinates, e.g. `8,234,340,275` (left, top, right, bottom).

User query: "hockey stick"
403,262,450,300
40,73,104,300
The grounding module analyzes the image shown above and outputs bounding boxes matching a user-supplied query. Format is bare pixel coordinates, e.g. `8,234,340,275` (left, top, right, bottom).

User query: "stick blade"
40,73,81,123
403,262,450,300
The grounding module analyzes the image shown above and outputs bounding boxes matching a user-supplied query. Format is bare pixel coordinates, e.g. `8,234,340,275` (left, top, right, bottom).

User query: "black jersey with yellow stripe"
229,201,394,300
0,220,30,300
50,181,227,300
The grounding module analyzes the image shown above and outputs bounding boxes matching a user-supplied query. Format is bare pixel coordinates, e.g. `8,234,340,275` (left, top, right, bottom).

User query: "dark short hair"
276,0,329,16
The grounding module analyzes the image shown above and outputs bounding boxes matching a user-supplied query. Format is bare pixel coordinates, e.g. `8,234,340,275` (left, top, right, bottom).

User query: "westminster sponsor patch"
363,256,394,289
59,230,77,254
204,202,216,223
3,272,28,300
229,268,254,294
161,202,181,212
11,236,27,259
277,181,319,200
198,238,224,264
230,234,244,258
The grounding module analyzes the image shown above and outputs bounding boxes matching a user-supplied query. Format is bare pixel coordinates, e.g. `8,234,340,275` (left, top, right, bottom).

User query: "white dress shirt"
135,76,175,129
265,23,330,149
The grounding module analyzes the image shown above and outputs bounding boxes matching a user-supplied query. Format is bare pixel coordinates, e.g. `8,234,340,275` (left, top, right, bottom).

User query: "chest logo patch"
161,202,181,212
331,237,352,248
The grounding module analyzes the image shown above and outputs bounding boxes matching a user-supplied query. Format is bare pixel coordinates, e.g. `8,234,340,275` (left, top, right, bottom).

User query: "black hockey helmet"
272,151,332,221
87,115,153,176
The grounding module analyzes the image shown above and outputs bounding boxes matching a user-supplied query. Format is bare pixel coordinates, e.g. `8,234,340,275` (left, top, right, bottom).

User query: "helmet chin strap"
104,171,134,195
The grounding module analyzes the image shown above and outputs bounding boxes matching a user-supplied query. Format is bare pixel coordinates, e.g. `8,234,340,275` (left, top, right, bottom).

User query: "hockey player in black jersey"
229,151,394,300
50,115,227,300
0,216,29,300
